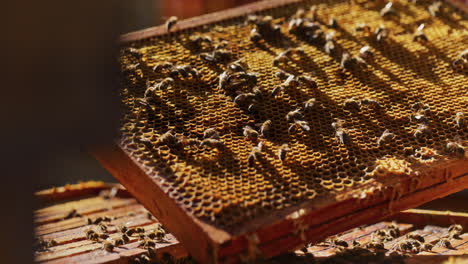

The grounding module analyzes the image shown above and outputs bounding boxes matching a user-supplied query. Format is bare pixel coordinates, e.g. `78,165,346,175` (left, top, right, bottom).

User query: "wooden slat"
34,183,468,263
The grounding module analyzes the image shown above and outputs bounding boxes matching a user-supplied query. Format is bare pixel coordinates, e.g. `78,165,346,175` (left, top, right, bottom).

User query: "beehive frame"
94,0,468,263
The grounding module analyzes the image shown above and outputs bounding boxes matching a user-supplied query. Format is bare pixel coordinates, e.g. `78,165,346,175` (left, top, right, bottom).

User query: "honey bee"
155,77,174,90
126,228,136,236
260,120,272,136
324,40,335,55
304,98,316,111
273,53,290,66
413,24,428,42
355,23,371,34
126,47,142,59
121,63,141,75
285,47,306,57
252,87,264,100
243,125,259,139
460,49,468,60
119,225,128,233
331,119,345,131
218,71,230,89
139,239,156,248
406,233,425,243
289,120,310,132
455,112,465,129
103,241,114,252
328,17,337,28
228,59,248,72
331,238,349,248
294,8,306,18
98,223,108,233
343,98,360,111
178,137,200,147
86,229,96,239
122,234,130,243
248,142,263,166
326,30,336,41
446,142,465,156
278,144,290,161
189,34,212,49
157,130,177,146
250,28,262,42
286,109,303,121
366,241,385,250
99,233,110,239
414,124,431,138
360,98,382,109
247,103,258,114
275,70,290,80
270,85,284,97
165,16,178,31
140,254,151,264
436,238,454,249
375,25,388,42
247,15,281,39
377,129,395,146
412,103,427,113
273,48,305,66
359,46,373,60
147,248,156,259
282,74,300,89
428,1,442,17
200,138,224,149
380,2,396,17
422,243,433,251
168,65,197,79
203,128,220,139
236,72,258,87
340,52,353,69
114,238,124,246
448,224,463,234
35,239,58,252
335,129,350,145
135,227,145,233
452,51,468,71
64,209,81,219
153,62,174,73
200,49,232,63
233,92,255,105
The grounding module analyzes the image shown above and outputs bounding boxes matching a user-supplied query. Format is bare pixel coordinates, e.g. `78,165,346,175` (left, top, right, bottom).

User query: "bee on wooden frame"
165,16,178,31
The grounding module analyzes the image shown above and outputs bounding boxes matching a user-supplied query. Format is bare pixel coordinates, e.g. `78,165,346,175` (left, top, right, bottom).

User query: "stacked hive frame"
94,0,468,262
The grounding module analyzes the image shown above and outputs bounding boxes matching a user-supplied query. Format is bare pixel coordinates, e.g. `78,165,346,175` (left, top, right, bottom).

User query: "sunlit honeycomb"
117,0,467,230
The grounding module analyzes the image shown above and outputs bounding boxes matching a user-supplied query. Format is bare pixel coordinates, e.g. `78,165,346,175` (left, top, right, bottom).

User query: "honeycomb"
117,0,467,231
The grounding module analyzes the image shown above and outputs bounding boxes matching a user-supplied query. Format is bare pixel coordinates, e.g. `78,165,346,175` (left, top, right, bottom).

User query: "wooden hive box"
93,0,468,262
34,182,468,263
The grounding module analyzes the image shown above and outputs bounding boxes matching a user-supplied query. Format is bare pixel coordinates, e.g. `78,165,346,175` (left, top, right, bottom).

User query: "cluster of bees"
302,223,464,262
394,224,464,254
408,101,466,156
121,2,468,171
34,238,58,252
82,213,167,263
452,50,468,72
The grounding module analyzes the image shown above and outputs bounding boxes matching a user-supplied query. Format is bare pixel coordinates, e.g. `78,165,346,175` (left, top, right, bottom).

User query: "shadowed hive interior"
118,0,467,232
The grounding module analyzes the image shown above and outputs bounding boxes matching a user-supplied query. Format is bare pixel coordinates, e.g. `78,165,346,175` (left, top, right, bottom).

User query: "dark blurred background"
32,0,261,192
0,0,465,263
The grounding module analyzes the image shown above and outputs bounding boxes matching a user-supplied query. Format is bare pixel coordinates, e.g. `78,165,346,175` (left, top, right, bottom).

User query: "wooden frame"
34,182,468,263
95,0,468,263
